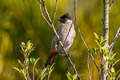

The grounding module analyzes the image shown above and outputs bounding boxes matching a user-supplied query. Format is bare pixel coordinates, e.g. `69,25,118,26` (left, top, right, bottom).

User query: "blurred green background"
0,0,120,80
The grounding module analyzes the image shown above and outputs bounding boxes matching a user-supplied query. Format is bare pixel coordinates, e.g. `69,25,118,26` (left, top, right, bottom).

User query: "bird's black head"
57,13,72,23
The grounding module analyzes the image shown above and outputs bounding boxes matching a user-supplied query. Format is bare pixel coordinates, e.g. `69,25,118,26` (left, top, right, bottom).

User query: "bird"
45,13,76,67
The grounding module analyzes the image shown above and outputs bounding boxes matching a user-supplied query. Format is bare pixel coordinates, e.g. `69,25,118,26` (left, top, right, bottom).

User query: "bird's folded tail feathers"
45,50,58,67
45,55,56,67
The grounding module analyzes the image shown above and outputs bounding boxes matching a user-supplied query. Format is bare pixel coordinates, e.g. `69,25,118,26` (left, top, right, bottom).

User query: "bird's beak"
56,18,62,21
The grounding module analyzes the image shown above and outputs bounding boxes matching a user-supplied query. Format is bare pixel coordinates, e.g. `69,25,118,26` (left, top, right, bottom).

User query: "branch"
103,0,109,47
109,26,120,53
72,0,99,71
38,0,81,80
75,17,100,72
100,0,110,79
38,0,51,27
87,55,91,80
32,66,35,80
109,0,115,9
52,0,58,23
115,71,120,80
92,69,94,80
63,0,77,46
24,54,31,80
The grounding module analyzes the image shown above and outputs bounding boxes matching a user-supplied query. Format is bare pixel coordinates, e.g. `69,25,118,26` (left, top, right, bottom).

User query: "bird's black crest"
60,13,71,20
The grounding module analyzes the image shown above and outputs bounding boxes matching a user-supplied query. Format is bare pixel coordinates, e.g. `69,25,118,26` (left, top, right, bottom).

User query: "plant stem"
24,54,31,80
101,0,110,80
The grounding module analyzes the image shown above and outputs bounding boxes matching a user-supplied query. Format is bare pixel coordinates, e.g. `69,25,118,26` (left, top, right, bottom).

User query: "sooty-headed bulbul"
45,13,76,67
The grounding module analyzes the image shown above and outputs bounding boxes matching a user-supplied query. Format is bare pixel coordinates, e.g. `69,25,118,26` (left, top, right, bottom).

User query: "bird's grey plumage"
51,19,76,54
45,13,76,67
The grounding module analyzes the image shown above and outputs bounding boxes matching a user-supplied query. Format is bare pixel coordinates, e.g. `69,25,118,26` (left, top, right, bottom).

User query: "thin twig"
52,0,58,23
115,71,120,80
24,54,31,80
73,0,100,74
92,69,94,80
38,0,81,80
38,0,51,27
109,26,120,53
48,74,50,80
87,55,91,80
75,17,100,72
32,65,35,80
63,0,77,45
109,0,115,9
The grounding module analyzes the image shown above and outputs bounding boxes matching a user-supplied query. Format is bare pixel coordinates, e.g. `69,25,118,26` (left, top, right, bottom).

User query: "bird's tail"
45,55,56,67
45,50,58,67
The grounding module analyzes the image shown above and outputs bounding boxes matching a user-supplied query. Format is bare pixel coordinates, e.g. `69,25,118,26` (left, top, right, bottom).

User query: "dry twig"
110,0,115,9
75,18,100,72
63,0,77,46
109,26,120,53
87,55,91,80
115,71,120,80
24,54,31,80
52,0,58,23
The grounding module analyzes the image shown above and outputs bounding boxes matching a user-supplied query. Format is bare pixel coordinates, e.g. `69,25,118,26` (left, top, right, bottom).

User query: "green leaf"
113,59,120,67
13,67,21,73
66,72,72,80
33,58,40,67
41,67,47,75
13,67,27,80
21,42,26,48
111,53,117,60
21,68,27,80
94,32,99,40
66,71,77,80
100,40,106,47
20,40,35,56
45,63,54,75
116,69,120,76
35,68,41,75
20,44,25,55
73,74,77,80
40,67,47,80
111,67,115,73
26,40,33,51
103,47,109,55
95,40,101,47
17,59,24,67
92,48,99,54
30,58,35,65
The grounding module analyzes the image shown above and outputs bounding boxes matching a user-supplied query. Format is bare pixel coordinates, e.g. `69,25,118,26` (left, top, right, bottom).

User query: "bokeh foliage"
0,0,120,80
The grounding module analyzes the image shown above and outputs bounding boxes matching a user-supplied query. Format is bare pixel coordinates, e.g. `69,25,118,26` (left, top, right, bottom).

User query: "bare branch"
87,55,91,80
109,0,115,9
52,0,58,23
109,26,120,53
92,69,94,80
38,0,52,27
103,0,109,47
63,0,77,46
41,0,52,24
24,54,31,80
72,0,99,71
100,0,110,79
72,0,100,74
38,0,81,79
32,66,35,80
75,17,100,72
115,71,120,80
